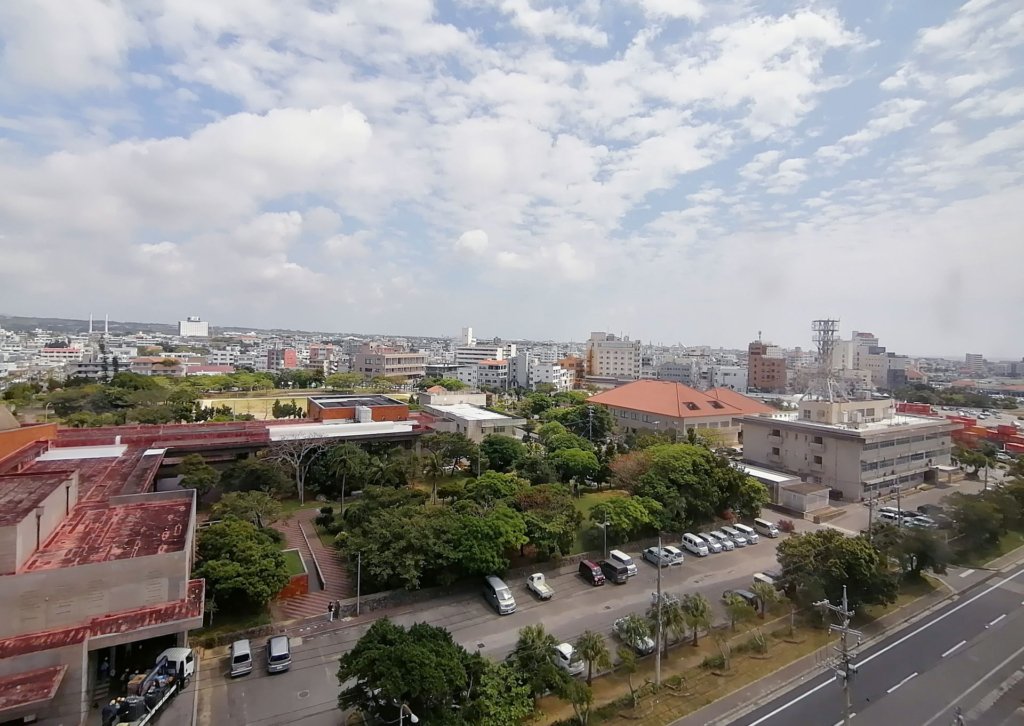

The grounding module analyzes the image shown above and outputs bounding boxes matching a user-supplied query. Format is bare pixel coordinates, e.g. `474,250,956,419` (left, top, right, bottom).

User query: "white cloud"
455,230,490,255
324,231,372,258
630,0,704,21
497,0,609,46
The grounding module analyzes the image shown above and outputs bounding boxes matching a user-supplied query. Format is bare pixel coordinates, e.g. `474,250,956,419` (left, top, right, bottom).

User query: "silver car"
708,530,735,551
663,545,686,563
613,618,656,655
642,546,678,567
696,533,723,553
554,643,584,676
720,526,748,547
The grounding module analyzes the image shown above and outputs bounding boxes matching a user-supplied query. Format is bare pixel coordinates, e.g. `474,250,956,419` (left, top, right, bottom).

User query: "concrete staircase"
272,509,354,622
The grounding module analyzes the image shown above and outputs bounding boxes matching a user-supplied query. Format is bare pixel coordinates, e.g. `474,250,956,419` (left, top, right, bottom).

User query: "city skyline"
1,0,1022,355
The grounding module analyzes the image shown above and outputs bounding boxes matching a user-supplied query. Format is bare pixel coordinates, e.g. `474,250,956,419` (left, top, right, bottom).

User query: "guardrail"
298,520,326,591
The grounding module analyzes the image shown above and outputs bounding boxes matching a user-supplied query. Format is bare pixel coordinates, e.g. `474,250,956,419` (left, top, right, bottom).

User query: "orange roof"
478,360,507,365
426,385,447,393
588,380,775,419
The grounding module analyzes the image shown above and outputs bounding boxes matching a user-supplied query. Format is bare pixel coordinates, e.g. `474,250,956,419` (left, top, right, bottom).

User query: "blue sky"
0,0,1022,357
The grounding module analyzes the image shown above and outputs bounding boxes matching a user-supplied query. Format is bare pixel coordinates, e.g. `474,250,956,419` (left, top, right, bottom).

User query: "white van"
753,518,779,538
608,549,638,577
157,648,195,680
733,523,759,544
752,572,776,587
230,640,252,677
681,533,709,557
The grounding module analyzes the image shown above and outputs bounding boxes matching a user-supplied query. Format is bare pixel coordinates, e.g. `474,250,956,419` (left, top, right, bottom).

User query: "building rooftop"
588,380,775,419
307,394,405,409
425,403,522,421
739,465,798,484
0,665,67,714
0,472,74,527
750,412,960,435
20,498,191,572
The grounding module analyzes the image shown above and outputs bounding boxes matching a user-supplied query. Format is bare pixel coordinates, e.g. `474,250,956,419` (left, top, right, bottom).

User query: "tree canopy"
480,434,526,473
193,520,289,610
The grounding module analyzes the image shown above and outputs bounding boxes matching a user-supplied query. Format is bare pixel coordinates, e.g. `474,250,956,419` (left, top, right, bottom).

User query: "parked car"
753,518,780,538
878,506,901,517
483,575,517,614
917,504,945,515
732,523,760,544
761,569,783,582
877,511,901,524
230,639,252,677
599,559,629,584
579,559,606,586
996,452,1013,463
662,545,686,563
900,509,923,519
707,530,736,551
642,547,677,567
554,643,584,676
266,635,291,674
905,515,938,529
527,572,554,600
752,572,776,587
696,532,723,553
681,533,709,557
608,549,638,576
720,526,748,547
613,617,656,655
722,589,759,608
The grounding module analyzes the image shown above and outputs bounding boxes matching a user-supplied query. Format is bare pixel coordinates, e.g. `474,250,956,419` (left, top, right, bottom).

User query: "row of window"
863,433,943,451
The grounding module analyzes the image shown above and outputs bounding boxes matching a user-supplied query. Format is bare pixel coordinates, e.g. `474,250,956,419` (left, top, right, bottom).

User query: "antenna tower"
802,319,847,403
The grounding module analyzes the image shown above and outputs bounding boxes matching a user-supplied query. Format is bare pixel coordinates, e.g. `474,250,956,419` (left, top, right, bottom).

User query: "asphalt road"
720,561,1024,726
195,534,797,726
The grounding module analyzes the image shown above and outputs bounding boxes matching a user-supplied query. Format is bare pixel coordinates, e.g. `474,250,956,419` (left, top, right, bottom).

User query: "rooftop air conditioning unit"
355,406,373,423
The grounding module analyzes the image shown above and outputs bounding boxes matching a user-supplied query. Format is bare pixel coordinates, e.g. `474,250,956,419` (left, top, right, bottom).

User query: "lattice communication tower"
802,319,848,403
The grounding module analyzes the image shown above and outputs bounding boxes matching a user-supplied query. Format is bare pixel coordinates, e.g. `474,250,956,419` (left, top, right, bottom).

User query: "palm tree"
750,582,783,620
648,595,685,660
616,612,652,655
575,630,612,687
328,443,368,521
507,624,562,703
680,593,714,646
367,449,405,488
422,452,445,503
617,647,640,710
710,629,731,671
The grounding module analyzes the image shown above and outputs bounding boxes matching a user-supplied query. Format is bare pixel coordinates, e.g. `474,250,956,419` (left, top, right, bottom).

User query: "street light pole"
655,534,663,686
398,703,418,726
356,553,362,617
603,517,609,559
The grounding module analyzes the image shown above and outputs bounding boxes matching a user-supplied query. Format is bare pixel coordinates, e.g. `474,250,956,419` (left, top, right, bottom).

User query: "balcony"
809,461,824,472
767,452,782,464
768,434,783,445
809,441,825,452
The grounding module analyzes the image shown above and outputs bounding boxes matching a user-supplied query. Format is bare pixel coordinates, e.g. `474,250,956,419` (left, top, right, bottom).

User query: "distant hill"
0,313,344,338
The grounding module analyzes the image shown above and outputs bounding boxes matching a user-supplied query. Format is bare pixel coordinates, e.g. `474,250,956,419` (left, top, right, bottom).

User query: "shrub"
319,506,334,515
262,527,285,546
314,511,335,529
701,653,726,670
778,519,796,533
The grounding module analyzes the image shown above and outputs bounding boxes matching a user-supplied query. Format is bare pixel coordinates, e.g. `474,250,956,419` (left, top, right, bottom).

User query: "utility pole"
356,552,362,617
655,534,663,686
814,585,861,726
588,406,594,442
867,490,876,542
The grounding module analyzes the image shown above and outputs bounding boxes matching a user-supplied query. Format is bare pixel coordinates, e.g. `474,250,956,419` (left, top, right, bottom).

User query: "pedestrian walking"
327,600,335,622
99,658,109,683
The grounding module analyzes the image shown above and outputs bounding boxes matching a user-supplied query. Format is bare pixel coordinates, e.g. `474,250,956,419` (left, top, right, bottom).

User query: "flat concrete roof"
268,421,415,442
307,395,404,408
0,665,67,714
0,472,73,527
36,444,127,460
739,465,798,484
426,404,521,421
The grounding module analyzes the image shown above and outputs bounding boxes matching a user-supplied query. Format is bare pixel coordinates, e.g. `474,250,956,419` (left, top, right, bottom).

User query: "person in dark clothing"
101,700,117,726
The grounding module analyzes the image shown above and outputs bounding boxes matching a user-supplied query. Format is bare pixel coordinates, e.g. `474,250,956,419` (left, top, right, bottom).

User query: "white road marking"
960,569,977,578
831,713,856,726
941,640,967,658
745,676,838,726
920,640,1024,726
887,672,918,694
987,614,1006,628
858,566,1024,667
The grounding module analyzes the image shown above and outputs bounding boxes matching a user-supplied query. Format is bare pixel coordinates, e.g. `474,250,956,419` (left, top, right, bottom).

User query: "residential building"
266,348,298,371
656,359,700,386
353,344,427,379
742,398,960,501
965,353,985,375
36,348,84,364
178,316,209,337
425,363,464,379
585,332,641,380
129,357,186,377
708,365,747,392
588,380,775,445
456,360,510,389
747,341,787,392
461,327,475,346
532,361,573,392
420,403,526,443
557,356,586,387
454,343,514,367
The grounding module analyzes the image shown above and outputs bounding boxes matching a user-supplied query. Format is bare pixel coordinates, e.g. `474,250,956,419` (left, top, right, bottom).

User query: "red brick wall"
309,403,409,422
275,573,309,600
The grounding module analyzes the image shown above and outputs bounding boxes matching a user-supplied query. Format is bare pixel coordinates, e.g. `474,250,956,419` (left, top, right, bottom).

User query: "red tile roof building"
587,380,775,444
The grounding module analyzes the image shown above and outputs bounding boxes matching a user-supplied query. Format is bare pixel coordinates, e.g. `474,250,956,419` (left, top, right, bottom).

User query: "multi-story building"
177,317,209,337
708,365,747,392
585,332,641,380
557,356,586,387
129,357,186,377
656,359,701,387
965,353,985,375
747,341,787,392
36,348,84,364
419,402,526,443
456,360,510,389
510,355,572,392
742,398,960,501
588,380,774,445
454,344,514,367
353,344,426,379
266,348,298,371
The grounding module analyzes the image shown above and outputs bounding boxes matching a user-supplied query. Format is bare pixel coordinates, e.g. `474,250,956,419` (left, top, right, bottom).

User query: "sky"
0,0,1022,357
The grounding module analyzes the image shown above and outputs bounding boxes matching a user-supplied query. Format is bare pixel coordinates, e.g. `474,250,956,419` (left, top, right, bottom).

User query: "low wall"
276,573,309,600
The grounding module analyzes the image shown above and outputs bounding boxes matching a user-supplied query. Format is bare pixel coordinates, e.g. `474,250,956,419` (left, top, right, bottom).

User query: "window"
619,410,627,418
861,461,878,472
897,454,911,464
813,455,823,464
911,452,925,461
866,408,876,417
710,421,719,428
771,447,780,455
812,435,823,445
896,437,911,447
880,439,896,448
878,458,894,469
771,428,781,437
698,422,707,429
802,409,812,419
631,412,638,420
911,435,925,443
493,426,505,433
864,442,880,451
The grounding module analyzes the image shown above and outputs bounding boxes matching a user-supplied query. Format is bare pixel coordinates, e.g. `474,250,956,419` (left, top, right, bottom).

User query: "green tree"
648,596,686,660
210,491,285,528
516,484,582,558
777,529,899,613
557,678,593,726
467,471,530,507
506,624,567,702
724,593,756,631
617,647,640,709
680,592,714,646
325,372,364,390
176,454,220,499
575,630,611,687
193,520,289,610
464,661,533,726
589,496,662,543
481,434,527,473
897,528,952,578
366,447,417,488
421,432,479,475
220,457,291,496
750,581,784,627
517,454,558,485
327,442,370,517
550,448,600,485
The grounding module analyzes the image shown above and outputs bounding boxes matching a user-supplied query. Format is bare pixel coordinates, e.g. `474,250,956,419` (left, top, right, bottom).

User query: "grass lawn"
858,575,939,625
957,530,1024,568
315,525,337,548
571,489,628,554
278,498,340,514
198,396,307,420
282,549,305,576
190,609,271,644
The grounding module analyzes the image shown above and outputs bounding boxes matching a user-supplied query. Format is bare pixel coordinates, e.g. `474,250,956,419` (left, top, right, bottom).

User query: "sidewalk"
270,508,354,621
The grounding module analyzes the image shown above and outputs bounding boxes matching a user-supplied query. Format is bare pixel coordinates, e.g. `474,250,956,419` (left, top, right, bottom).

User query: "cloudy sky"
1,0,1022,356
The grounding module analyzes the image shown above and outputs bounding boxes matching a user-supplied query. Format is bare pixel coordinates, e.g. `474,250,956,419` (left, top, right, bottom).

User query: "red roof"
478,360,507,365
588,380,775,419
0,665,67,713
426,385,447,393
0,471,74,527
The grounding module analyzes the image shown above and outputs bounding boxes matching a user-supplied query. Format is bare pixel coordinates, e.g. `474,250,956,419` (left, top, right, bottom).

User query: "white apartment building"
35,348,84,364
178,317,210,337
510,354,573,392
742,399,960,501
586,332,641,380
965,353,985,374
455,343,516,367
708,366,747,392
456,360,510,389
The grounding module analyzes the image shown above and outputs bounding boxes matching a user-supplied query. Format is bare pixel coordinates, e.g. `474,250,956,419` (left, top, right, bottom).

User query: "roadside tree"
176,454,219,499
575,630,611,687
506,624,567,702
679,593,714,646
481,434,526,472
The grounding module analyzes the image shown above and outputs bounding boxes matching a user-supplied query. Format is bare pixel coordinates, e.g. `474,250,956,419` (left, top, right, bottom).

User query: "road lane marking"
920,640,1024,726
960,569,976,578
987,614,1006,628
831,714,856,726
941,640,967,658
887,672,918,694
745,675,837,726
858,565,1024,668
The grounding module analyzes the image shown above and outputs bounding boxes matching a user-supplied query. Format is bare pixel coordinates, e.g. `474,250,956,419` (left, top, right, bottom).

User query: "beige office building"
742,398,960,501
585,332,641,380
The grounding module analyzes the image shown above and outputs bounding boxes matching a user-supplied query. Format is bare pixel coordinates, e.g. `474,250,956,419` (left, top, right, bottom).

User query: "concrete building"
585,332,641,380
417,390,488,407
454,343,514,367
177,317,209,337
708,365,747,392
419,403,526,443
129,357,186,377
425,363,464,380
965,353,985,375
266,348,298,371
36,348,84,364
747,341,787,392
306,394,408,423
588,380,775,445
456,360,510,390
352,344,426,379
742,399,960,501
0,420,202,726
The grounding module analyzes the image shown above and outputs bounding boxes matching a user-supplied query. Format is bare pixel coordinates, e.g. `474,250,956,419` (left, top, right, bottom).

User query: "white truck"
527,572,554,600
112,648,194,726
